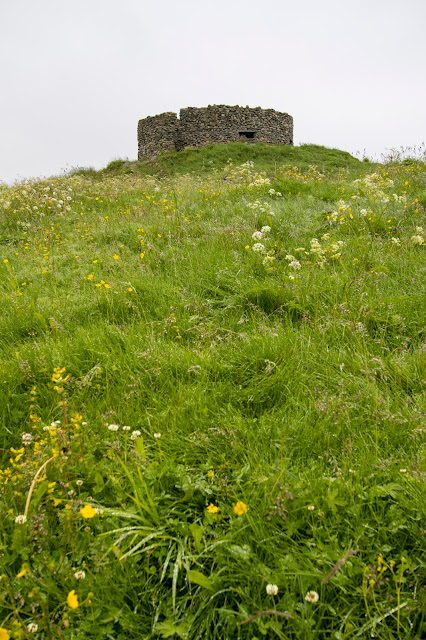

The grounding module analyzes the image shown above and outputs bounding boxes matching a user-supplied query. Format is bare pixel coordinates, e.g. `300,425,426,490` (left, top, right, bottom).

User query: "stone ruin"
137,105,293,159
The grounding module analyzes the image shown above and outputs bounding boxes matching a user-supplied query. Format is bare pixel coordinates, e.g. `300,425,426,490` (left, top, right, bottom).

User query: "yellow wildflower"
206,503,219,514
16,567,28,578
140,253,144,259
87,274,94,281
0,628,10,640
67,590,79,609
234,501,248,516
80,504,96,519
113,254,119,260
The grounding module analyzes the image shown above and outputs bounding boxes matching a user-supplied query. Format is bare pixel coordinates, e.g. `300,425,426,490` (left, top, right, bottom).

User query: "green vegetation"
0,144,425,639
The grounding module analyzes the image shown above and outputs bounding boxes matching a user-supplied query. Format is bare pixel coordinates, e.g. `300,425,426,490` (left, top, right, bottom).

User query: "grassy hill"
0,144,425,639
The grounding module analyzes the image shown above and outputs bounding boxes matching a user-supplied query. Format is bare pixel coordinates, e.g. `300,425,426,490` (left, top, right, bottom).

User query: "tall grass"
0,144,425,639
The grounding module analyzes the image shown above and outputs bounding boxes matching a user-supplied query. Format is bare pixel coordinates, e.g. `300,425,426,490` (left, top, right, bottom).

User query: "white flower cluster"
285,255,301,270
21,432,34,446
248,175,271,189
310,237,344,267
247,200,274,214
353,172,406,205
249,226,276,266
268,188,282,197
411,227,424,245
251,226,271,241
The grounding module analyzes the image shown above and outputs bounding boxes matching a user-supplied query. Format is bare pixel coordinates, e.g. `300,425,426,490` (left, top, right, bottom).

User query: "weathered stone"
137,105,293,159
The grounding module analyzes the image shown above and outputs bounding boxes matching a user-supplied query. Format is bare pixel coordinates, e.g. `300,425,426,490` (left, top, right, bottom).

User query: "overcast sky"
1,0,425,183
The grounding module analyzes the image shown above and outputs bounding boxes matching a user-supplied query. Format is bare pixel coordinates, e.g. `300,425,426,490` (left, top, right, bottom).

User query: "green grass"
0,144,425,639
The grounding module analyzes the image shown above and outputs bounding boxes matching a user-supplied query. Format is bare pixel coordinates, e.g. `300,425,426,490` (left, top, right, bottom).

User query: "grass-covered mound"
0,145,425,639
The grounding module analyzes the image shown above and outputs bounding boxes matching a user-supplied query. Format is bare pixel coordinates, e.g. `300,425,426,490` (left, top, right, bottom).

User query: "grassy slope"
0,144,425,639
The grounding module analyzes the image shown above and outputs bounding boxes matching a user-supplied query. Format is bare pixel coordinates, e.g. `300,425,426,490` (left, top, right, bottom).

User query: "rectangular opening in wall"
239,131,255,139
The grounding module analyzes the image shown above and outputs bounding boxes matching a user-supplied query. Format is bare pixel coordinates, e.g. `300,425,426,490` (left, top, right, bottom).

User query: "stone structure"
138,105,293,159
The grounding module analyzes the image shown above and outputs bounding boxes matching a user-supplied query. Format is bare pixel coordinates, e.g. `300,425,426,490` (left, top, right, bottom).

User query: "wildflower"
261,226,271,234
399,468,407,473
122,425,131,431
16,567,28,578
113,254,119,260
107,424,119,432
27,624,38,633
67,590,79,609
207,503,219,514
252,231,264,241
87,274,94,280
21,433,33,445
245,245,250,249
15,515,27,524
411,235,424,245
234,501,248,516
391,237,401,245
3,259,8,264
305,590,319,603
76,480,83,486
0,629,10,640
140,253,144,259
130,430,141,440
289,260,301,270
74,570,86,580
266,584,278,596
94,508,103,515
153,432,161,438
307,505,315,511
252,243,265,253
80,504,96,519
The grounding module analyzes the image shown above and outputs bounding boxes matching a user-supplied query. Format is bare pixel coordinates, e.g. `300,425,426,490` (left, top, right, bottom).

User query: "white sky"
1,0,425,183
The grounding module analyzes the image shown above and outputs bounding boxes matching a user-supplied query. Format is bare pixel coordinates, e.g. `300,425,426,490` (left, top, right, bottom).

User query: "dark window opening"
239,131,255,139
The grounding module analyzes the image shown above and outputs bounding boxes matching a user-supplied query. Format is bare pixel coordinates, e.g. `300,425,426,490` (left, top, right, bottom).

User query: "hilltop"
0,144,425,639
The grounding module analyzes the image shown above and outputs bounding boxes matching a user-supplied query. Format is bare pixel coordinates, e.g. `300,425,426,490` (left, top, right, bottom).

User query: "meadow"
0,143,425,639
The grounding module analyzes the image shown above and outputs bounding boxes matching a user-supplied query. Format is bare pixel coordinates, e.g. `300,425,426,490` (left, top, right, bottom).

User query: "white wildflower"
252,231,264,241
131,430,142,440
108,424,119,432
74,570,86,580
411,235,424,245
266,584,279,596
305,590,319,603
122,425,131,431
391,237,401,245
260,226,271,234
289,260,301,270
252,243,266,253
21,433,33,445
27,624,38,633
15,515,27,524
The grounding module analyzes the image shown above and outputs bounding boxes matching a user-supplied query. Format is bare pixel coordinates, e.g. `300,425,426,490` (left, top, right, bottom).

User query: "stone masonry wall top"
138,105,293,159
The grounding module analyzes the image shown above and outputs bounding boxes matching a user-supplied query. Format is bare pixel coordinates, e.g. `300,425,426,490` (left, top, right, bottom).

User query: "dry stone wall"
138,105,293,159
